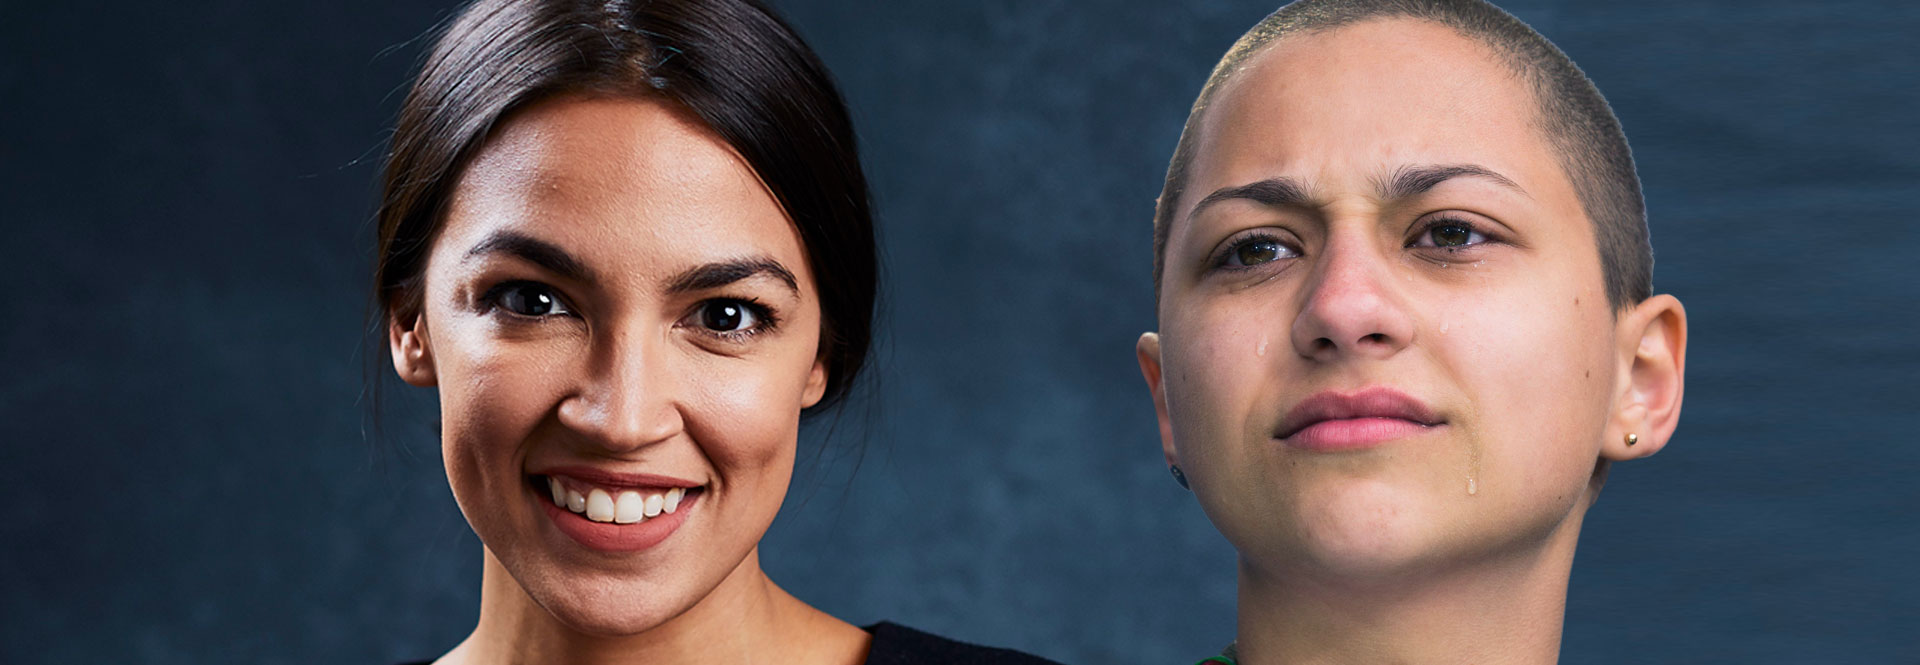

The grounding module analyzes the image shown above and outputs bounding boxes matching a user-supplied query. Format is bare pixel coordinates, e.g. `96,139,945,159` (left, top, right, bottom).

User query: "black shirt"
395,621,1063,664
863,621,1062,665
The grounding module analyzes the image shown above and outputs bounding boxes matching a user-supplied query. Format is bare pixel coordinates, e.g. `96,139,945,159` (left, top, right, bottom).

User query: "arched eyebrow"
666,257,798,296
463,231,595,283
462,232,796,296
1377,163,1528,201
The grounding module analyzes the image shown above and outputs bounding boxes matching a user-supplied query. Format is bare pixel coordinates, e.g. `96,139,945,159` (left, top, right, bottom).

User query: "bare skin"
390,96,869,665
441,550,861,665
1137,19,1686,664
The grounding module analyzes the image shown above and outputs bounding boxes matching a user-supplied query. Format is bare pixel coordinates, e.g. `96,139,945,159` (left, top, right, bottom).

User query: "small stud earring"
1625,433,1639,447
1170,465,1190,490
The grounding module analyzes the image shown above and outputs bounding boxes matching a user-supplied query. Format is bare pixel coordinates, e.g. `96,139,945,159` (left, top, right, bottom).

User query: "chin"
488,546,697,637
547,606,676,637
526,573,692,637
1275,478,1459,580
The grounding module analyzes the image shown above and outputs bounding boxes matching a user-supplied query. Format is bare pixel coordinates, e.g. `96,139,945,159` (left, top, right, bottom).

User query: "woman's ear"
1602,294,1687,461
800,356,829,409
1137,332,1180,469
389,309,438,387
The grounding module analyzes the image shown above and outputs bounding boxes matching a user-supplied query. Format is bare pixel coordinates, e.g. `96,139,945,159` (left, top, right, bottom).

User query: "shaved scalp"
1153,0,1651,310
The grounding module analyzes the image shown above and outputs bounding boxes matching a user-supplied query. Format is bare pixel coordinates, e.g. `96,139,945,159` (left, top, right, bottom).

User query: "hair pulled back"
374,0,876,413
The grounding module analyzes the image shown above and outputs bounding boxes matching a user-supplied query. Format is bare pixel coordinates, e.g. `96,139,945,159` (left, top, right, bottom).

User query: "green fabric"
1194,642,1237,664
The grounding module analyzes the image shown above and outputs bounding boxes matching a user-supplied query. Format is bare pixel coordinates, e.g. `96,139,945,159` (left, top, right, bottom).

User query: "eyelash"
682,297,781,343
480,280,576,320
477,282,781,342
1210,232,1302,271
1206,215,1498,273
1406,215,1495,251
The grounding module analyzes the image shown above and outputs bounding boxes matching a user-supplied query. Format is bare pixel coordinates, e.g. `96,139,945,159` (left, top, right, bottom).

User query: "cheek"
681,333,821,492
688,363,793,467
1160,303,1281,468
432,321,577,508
1440,283,1611,497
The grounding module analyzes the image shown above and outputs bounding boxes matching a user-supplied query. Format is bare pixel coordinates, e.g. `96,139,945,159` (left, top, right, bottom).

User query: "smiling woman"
371,1,1059,664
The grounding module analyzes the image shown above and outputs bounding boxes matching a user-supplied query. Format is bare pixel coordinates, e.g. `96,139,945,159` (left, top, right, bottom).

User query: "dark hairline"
371,0,878,418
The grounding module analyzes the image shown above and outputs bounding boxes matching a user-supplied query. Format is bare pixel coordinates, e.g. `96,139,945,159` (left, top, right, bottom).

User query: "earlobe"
1136,332,1180,469
388,310,438,388
1603,295,1687,461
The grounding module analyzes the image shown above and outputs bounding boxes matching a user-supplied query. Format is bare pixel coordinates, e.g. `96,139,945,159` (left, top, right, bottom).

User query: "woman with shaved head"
1135,1,1688,662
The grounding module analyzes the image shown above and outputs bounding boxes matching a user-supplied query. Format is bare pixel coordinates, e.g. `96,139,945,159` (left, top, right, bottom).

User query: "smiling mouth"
530,475,704,525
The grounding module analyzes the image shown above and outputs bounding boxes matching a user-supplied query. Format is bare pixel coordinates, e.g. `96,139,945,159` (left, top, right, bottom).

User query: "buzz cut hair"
1152,0,1652,310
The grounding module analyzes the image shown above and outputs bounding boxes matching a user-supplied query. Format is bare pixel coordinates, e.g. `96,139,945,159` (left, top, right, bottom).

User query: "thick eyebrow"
1377,163,1528,201
1188,177,1315,220
665,257,799,295
463,231,595,282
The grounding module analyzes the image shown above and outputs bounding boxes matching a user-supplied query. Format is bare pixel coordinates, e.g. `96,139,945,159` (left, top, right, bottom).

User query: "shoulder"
863,622,1066,665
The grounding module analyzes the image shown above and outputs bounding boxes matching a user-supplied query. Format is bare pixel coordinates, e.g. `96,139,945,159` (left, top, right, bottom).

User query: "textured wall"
2,0,1915,663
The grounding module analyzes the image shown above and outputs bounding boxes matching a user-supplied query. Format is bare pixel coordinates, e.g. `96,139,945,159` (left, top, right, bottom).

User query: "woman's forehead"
435,97,809,288
457,97,765,215
1196,27,1553,193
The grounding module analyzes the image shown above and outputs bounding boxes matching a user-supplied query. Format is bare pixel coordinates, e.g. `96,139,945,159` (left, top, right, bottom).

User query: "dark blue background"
3,1,1915,663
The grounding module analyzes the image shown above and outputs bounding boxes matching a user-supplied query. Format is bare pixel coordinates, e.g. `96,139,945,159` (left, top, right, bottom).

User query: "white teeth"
615,491,646,524
585,489,615,522
550,478,696,522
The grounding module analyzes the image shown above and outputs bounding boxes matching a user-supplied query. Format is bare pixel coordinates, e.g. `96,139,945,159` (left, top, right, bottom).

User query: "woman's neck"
1234,518,1583,665
441,547,868,665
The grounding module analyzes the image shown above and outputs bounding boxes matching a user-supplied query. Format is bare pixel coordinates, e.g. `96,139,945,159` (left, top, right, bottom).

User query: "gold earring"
1625,433,1639,447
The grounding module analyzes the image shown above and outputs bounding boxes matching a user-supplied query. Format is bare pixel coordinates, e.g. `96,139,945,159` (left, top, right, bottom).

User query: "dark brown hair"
374,0,876,413
1153,0,1651,310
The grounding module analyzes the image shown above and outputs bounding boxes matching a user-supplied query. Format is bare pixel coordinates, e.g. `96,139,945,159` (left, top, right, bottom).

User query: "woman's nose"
556,329,685,452
1289,238,1415,362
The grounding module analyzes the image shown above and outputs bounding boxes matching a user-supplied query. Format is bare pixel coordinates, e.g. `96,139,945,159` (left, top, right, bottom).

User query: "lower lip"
1283,417,1435,451
539,488,700,552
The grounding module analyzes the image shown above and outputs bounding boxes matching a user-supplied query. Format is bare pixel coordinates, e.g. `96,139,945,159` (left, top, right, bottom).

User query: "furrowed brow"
1377,164,1528,202
1188,177,1315,220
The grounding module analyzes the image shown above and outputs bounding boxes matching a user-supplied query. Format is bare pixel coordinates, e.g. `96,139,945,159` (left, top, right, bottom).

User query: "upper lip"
531,465,703,490
1275,387,1443,440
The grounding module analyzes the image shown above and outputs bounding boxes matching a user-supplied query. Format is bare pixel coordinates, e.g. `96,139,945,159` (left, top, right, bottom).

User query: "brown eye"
1431,224,1472,247
1238,241,1279,265
694,299,767,333
1225,237,1297,267
701,301,746,331
1410,218,1489,249
491,282,570,317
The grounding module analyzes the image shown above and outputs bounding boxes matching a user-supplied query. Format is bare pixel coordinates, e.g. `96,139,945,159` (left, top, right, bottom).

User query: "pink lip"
1276,388,1442,451
527,466,705,552
539,490,699,552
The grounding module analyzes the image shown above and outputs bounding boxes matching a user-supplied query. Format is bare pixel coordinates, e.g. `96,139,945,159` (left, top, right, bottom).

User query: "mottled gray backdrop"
2,0,1915,663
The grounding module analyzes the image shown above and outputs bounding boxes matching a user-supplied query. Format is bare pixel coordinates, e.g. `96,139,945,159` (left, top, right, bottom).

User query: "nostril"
1363,333,1388,344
